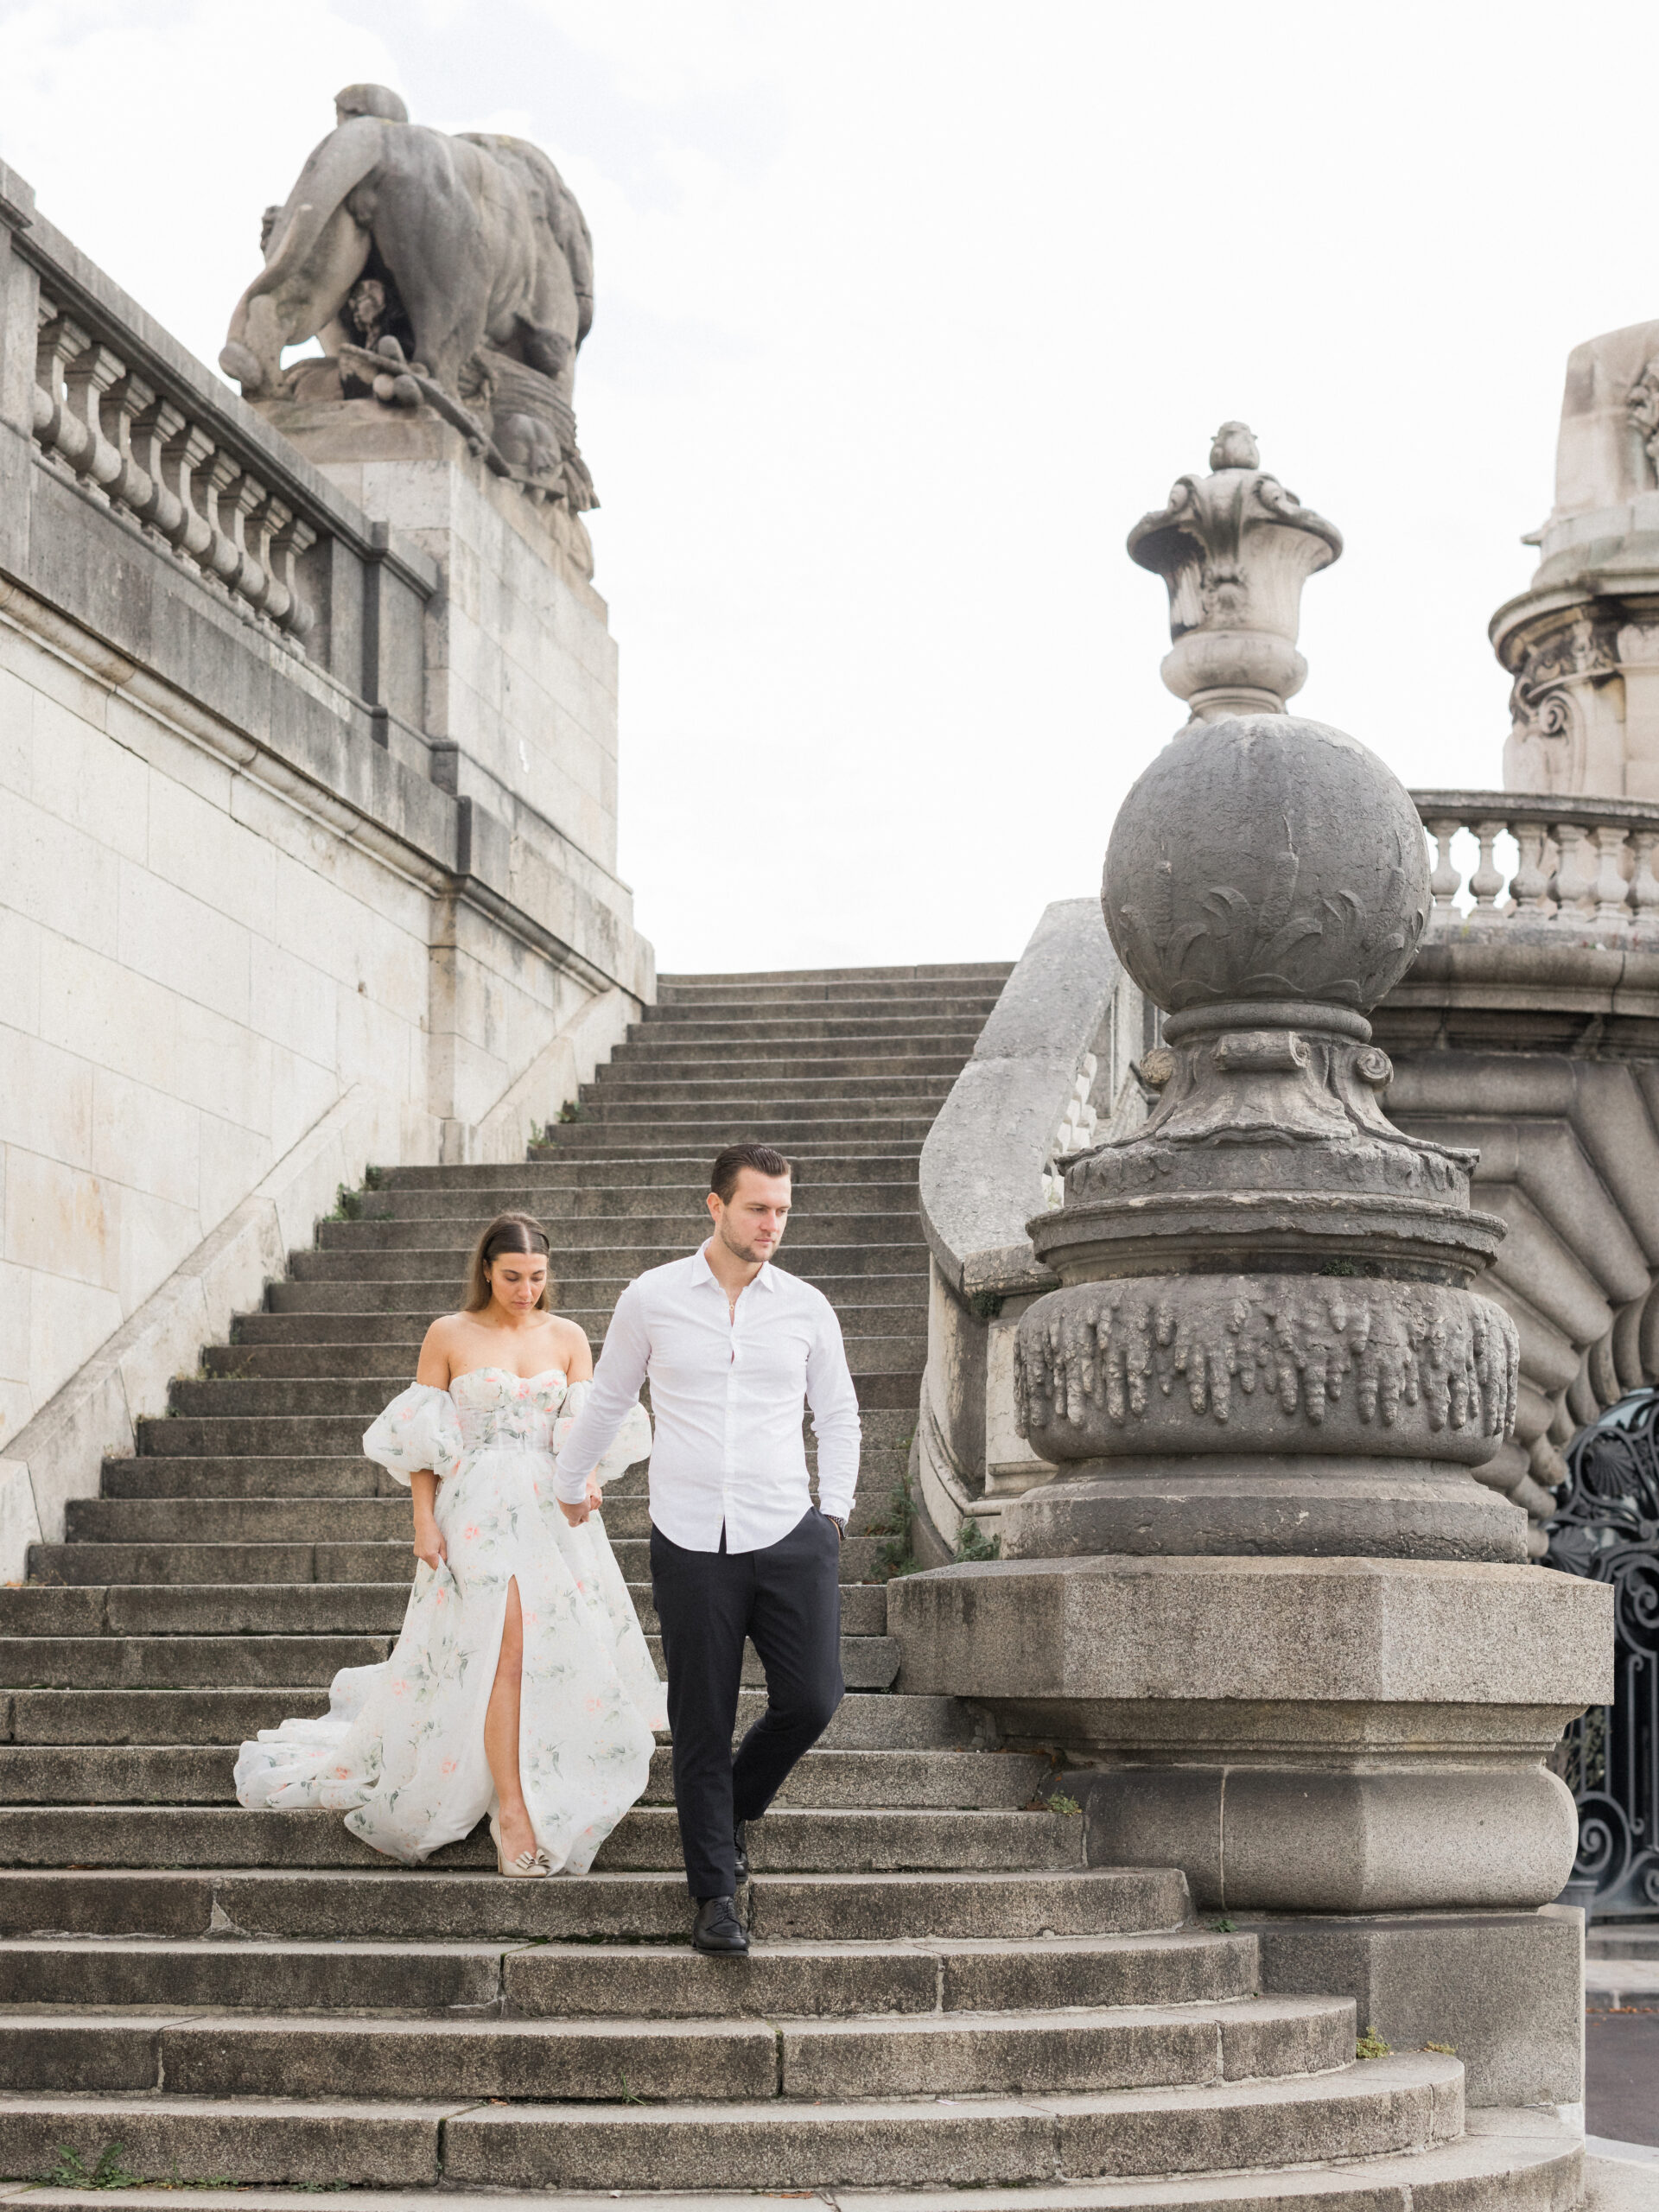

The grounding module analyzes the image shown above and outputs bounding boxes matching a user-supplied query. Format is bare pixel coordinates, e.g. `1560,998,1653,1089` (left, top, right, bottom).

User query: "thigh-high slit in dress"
232,1370,664,1871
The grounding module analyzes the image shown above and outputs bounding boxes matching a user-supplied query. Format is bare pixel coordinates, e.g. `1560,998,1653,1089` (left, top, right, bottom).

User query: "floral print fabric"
232,1369,664,1870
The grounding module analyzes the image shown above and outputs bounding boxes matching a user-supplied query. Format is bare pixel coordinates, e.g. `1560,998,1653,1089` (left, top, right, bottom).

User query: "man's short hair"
710,1142,793,1203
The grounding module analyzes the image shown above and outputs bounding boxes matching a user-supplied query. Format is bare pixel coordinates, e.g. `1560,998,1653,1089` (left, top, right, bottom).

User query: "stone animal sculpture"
220,84,594,436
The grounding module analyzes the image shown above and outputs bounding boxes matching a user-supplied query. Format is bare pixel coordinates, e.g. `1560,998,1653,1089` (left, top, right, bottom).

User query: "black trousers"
650,1508,844,1898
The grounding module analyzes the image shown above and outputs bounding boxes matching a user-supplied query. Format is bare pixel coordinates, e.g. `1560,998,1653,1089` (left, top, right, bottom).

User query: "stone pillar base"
889,1553,1611,1915
1214,1905,1585,2112
1004,1459,1529,1563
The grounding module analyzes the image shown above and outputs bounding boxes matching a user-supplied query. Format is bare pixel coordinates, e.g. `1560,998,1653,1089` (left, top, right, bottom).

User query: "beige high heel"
489,1808,550,1878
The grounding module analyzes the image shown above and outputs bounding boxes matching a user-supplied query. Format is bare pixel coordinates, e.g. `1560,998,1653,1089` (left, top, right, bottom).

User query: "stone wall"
0,158,652,1567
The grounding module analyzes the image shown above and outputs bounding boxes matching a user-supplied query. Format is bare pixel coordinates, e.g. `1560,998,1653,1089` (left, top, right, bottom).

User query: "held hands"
558,1474,604,1528
412,1511,447,1573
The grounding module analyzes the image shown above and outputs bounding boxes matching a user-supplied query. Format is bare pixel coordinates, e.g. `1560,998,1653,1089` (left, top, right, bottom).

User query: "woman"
234,1211,664,1875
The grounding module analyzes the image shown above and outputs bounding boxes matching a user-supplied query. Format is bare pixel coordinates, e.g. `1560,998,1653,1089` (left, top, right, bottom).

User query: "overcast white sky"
0,3,1642,972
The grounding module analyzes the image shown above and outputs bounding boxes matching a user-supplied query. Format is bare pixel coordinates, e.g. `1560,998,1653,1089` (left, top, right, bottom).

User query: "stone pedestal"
253,398,648,1155
891,434,1615,2120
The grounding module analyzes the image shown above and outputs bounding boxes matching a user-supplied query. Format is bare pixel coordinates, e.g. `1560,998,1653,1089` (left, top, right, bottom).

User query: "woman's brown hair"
463,1211,556,1313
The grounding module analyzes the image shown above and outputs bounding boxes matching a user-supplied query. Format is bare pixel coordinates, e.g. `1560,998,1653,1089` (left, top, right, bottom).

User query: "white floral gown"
233,1370,664,1871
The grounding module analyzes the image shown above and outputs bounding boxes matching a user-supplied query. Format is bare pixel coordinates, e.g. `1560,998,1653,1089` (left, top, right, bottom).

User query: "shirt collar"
691,1242,777,1292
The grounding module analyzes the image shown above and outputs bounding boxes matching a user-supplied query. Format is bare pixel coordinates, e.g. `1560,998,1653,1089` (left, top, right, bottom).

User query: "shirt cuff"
553,1465,592,1504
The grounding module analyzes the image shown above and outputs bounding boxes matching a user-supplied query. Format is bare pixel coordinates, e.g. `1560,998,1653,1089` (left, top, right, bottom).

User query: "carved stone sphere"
1103,714,1431,1014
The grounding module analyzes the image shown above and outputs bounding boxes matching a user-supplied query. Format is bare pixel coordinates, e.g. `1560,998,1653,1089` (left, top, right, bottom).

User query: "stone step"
67,1492,899,1552
99,1456,401,1498
0,1864,1185,1942
0,2052,1460,2192
550,1116,945,1146
0,1578,892,1637
632,1006,990,1031
0,1803,1080,1873
525,1137,928,1160
0,1924,1255,2015
165,1370,922,1414
380,1151,927,1187
25,1530,889,1586
225,1309,928,1351
0,2116,1586,2211
536,1117,939,1146
260,1285,930,1342
344,1178,925,1220
0,1584,407,1635
0,1635,393,1688
102,1437,910,1493
129,1402,912,1455
619,1037,980,1066
0,1744,1034,1810
649,981,1007,1008
3,1684,968,1749
0,1626,894,1692
267,1270,927,1308
288,1242,928,1281
580,1076,958,1106
205,1330,926,1378
592,1054,970,1085
651,982,1007,1008
0,1994,1356,2106
316,1209,925,1250
658,963,1014,986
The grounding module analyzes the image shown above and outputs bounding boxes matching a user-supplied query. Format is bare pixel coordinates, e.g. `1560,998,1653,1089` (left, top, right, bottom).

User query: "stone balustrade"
31,287,318,647
1414,789,1659,925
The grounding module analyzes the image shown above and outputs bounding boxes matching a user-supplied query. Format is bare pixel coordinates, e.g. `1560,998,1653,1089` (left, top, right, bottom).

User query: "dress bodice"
362,1371,648,1491
448,1366,569,1455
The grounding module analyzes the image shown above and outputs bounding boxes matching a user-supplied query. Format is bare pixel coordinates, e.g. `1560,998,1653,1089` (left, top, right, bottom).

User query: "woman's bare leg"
484,1578,536,1859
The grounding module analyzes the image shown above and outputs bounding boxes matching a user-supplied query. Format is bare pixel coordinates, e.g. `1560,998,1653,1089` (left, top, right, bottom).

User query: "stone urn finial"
1128,425,1342,720
1004,698,1525,1566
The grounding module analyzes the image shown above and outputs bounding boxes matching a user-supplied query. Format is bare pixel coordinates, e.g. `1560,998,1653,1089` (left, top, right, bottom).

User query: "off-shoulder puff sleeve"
363,1382,463,1489
555,1379,652,1489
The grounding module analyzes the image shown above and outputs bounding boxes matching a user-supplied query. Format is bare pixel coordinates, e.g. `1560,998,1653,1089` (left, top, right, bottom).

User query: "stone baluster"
129,396,188,548
1553,821,1596,914
34,309,94,471
270,512,318,642
1427,817,1464,907
160,420,218,574
1469,817,1507,910
100,372,158,525
254,494,293,628
1588,823,1634,923
196,448,245,594
60,331,126,505
32,297,62,444
223,472,272,615
1509,819,1556,916
1630,830,1659,922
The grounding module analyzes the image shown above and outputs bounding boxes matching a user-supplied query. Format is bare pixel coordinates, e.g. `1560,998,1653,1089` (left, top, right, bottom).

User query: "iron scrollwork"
1547,1389,1659,1915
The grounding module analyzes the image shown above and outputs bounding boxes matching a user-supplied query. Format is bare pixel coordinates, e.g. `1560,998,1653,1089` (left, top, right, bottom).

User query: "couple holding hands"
235,1142,861,1955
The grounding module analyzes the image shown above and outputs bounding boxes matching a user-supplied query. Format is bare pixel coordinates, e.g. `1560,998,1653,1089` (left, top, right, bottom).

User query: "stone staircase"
0,965,1581,2203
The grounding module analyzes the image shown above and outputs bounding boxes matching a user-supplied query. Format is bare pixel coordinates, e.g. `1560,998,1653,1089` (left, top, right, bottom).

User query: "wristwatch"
824,1512,845,1537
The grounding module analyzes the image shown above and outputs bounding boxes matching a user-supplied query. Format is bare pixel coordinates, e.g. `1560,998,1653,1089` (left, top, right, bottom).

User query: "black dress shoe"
734,1821,750,1881
691,1895,749,1955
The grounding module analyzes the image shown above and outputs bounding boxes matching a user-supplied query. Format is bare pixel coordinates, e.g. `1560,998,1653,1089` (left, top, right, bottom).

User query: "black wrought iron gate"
1547,1390,1659,1916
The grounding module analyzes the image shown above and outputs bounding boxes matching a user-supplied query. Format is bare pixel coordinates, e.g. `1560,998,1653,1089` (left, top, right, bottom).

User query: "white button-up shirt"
554,1244,861,1552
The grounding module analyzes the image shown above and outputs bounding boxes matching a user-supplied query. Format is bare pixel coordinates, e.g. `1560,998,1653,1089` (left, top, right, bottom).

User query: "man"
554,1141,861,1955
